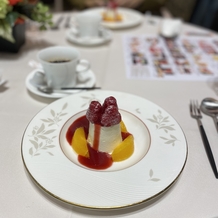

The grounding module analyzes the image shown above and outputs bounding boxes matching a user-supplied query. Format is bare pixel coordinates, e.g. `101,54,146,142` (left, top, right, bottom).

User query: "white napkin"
160,18,182,38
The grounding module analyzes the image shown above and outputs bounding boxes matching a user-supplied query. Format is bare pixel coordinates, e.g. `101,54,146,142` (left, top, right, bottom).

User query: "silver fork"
64,15,71,28
190,100,218,178
51,16,64,30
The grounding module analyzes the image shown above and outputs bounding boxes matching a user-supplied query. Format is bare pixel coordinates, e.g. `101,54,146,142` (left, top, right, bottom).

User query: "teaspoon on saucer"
37,85,101,94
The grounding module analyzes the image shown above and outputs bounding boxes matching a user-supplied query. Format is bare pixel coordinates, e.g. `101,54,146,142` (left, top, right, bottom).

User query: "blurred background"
41,0,218,32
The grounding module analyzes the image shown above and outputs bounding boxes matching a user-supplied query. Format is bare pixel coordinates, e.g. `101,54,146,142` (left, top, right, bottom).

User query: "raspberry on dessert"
86,101,102,124
102,96,118,110
86,96,121,127
101,105,121,127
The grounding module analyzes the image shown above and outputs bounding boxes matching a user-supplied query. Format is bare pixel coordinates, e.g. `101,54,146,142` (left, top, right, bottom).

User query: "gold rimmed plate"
21,90,187,209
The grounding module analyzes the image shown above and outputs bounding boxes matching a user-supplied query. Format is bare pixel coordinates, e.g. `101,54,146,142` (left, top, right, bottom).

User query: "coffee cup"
37,46,90,89
74,12,102,38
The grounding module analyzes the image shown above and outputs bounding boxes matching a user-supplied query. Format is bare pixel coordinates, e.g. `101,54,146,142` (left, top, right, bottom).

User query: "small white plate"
85,7,143,29
25,69,96,99
21,90,187,209
66,27,112,46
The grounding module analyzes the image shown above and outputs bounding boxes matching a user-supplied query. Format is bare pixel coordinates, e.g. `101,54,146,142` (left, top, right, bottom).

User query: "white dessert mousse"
86,96,122,153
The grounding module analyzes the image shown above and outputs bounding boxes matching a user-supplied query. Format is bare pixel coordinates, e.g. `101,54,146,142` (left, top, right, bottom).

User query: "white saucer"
66,27,112,46
25,69,96,99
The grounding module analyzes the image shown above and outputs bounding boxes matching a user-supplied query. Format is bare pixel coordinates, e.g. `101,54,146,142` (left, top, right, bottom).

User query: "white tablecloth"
1,13,218,218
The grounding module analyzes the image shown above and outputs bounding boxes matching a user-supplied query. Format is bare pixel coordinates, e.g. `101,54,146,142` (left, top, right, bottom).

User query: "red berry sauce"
66,115,113,170
66,96,131,170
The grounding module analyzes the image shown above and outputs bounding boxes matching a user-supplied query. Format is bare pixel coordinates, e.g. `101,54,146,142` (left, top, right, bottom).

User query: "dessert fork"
64,15,71,28
51,16,64,30
190,100,218,178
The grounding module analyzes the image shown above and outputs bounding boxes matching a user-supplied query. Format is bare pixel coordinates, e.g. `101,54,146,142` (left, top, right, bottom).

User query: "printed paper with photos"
122,35,218,81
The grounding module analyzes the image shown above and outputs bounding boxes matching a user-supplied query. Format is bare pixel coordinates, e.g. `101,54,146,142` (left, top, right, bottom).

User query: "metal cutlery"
51,16,64,30
64,15,71,28
201,97,218,133
37,85,101,94
190,100,218,179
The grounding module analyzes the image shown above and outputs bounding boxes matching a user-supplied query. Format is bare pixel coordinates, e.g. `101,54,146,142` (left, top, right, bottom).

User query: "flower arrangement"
0,0,53,43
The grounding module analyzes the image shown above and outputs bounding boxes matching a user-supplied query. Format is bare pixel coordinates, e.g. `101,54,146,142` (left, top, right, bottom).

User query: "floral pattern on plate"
28,103,68,157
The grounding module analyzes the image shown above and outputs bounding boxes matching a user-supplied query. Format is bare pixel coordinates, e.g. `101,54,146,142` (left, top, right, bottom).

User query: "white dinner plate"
25,69,96,99
66,28,112,46
21,90,187,209
84,7,143,29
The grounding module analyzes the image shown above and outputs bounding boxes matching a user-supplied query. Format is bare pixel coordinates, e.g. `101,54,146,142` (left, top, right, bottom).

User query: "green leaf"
81,96,91,99
60,113,67,117
159,126,175,130
153,115,157,121
162,116,169,122
47,152,54,156
46,145,55,148
37,123,45,134
62,103,68,110
165,140,175,144
81,103,87,108
136,108,140,113
147,118,158,123
34,153,40,156
30,2,53,29
170,135,177,139
149,169,153,177
0,20,14,43
30,140,38,149
151,178,160,182
50,109,55,117
160,137,168,140
41,119,50,122
29,147,33,156
5,11,19,26
38,135,48,140
44,129,55,134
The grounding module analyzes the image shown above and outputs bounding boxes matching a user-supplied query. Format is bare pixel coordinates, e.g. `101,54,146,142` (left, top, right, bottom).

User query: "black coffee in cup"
49,59,71,63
